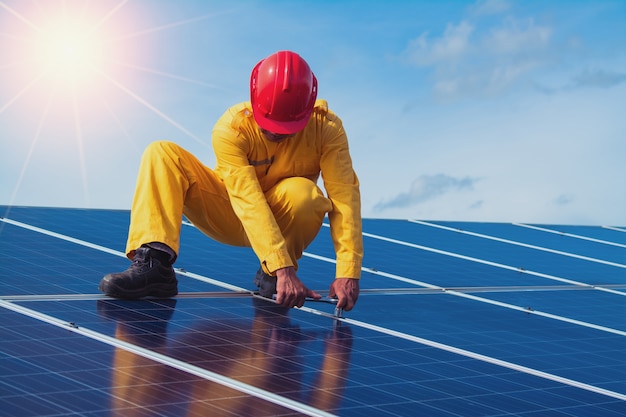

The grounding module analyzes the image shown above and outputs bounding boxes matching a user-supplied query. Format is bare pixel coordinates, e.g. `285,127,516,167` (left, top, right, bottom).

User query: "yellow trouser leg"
262,177,332,272
126,141,331,271
126,141,245,258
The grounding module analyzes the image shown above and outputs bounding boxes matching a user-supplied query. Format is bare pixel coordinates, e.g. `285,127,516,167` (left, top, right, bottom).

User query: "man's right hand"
275,266,321,308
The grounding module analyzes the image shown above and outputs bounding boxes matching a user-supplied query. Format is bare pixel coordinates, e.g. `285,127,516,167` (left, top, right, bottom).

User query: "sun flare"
29,12,114,92
0,0,139,207
33,18,106,86
1,0,212,208
0,1,130,100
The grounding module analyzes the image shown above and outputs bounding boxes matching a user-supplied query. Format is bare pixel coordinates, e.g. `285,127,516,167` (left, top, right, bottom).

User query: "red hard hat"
250,51,318,135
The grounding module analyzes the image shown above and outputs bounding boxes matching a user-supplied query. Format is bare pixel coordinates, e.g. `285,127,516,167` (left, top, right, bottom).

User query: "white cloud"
373,174,480,212
401,7,557,100
569,69,626,89
404,2,624,103
484,17,551,55
467,0,512,17
406,21,474,67
554,194,574,206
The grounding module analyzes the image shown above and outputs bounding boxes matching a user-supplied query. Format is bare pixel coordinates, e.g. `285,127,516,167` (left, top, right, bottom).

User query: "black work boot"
254,267,277,298
99,246,178,299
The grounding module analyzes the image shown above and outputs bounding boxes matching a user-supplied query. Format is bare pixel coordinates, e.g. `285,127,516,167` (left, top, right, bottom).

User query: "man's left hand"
329,278,360,311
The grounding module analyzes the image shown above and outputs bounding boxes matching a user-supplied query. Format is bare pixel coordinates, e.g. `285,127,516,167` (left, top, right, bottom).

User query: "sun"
1,0,216,208
0,1,131,101
25,8,116,93
33,17,106,87
0,0,138,206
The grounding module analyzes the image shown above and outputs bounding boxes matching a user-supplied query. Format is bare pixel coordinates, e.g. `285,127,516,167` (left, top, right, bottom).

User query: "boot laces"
131,248,154,272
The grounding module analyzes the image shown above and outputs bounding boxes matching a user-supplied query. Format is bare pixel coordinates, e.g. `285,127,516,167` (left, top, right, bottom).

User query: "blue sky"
1,0,625,226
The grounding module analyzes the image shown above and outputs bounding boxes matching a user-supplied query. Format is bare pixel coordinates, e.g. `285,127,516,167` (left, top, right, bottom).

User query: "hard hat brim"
252,108,312,135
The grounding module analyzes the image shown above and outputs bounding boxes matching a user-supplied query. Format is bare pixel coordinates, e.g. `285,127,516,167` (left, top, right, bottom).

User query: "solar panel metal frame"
1,205,625,416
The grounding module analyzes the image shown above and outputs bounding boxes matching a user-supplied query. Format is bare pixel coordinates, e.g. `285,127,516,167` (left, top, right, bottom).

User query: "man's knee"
142,140,180,160
269,177,332,218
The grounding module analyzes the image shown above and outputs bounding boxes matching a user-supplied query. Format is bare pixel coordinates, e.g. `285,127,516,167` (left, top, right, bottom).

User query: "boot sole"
99,281,178,299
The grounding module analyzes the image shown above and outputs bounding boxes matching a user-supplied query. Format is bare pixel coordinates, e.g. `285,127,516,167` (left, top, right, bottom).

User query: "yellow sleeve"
319,107,364,278
212,104,293,273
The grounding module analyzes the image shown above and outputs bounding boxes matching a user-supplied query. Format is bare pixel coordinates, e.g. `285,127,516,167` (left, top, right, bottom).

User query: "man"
99,51,363,311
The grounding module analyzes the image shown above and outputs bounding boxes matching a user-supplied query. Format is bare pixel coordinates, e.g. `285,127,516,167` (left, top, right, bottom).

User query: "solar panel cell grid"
360,219,625,284
1,206,625,416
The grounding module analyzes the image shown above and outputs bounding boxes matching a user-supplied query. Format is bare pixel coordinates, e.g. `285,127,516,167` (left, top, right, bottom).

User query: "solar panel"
1,205,625,416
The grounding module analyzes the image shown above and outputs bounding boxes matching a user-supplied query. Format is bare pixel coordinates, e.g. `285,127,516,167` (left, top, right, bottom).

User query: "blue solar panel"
1,205,625,416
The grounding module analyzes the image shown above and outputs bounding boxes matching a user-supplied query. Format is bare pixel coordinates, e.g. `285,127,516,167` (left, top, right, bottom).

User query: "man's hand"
329,278,360,311
275,267,321,308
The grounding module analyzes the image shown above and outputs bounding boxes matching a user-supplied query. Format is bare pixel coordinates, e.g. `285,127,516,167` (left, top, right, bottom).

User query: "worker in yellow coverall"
99,50,363,310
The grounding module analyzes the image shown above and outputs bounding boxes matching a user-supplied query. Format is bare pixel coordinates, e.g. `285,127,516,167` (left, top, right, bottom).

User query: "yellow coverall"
126,99,363,279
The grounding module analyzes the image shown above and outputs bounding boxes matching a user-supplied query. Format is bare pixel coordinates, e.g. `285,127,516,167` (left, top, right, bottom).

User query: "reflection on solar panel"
1,205,625,416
